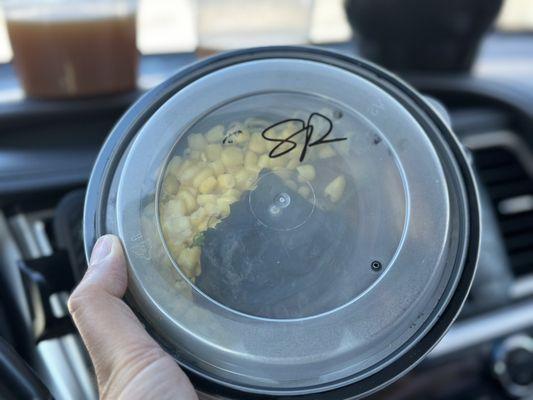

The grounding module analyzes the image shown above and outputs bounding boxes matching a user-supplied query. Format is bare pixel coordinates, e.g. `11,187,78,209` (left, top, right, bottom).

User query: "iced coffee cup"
4,0,138,99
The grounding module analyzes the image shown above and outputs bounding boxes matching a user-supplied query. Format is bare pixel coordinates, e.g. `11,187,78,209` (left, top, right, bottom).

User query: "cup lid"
84,47,480,398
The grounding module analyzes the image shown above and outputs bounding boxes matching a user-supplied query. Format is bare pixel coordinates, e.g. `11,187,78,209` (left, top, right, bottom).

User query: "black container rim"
83,46,480,399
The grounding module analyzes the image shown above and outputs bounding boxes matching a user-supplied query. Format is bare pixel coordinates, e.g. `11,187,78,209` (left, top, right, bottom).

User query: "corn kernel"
169,240,185,253
218,174,236,190
270,155,285,168
192,167,214,188
221,147,243,167
224,189,240,199
265,138,277,152
167,156,183,177
235,170,255,190
172,159,190,178
257,154,270,169
197,194,216,206
325,175,346,203
177,190,197,214
206,125,225,143
207,217,220,229
205,144,222,161
203,202,218,216
217,197,233,217
318,144,336,159
164,216,191,237
188,133,207,150
297,164,316,181
290,143,305,160
182,185,197,197
191,150,204,160
285,158,299,170
199,176,217,194
196,218,209,232
234,129,250,144
162,175,179,195
178,247,200,276
244,151,258,169
246,165,261,174
190,207,207,227
210,160,225,175
193,265,201,277
248,134,266,153
165,199,187,216
225,165,241,174
179,164,201,184
335,141,350,155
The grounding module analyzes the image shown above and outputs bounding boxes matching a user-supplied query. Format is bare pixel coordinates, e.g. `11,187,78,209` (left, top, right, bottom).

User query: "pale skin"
68,234,198,400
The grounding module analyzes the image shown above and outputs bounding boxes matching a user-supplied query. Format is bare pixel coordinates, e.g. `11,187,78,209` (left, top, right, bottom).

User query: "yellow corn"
192,167,214,188
198,176,217,194
218,174,236,190
318,144,336,159
177,190,197,214
325,175,346,203
205,144,222,161
206,125,225,143
221,147,243,168
297,164,316,181
248,134,266,153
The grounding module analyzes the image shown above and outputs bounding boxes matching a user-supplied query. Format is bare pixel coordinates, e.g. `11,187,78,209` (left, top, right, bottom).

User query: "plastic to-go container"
84,47,480,399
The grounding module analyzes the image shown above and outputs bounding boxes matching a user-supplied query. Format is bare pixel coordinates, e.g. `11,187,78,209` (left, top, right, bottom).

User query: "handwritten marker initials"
261,112,347,162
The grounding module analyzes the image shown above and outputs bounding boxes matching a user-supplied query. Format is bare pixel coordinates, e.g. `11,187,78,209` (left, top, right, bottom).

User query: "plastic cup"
3,0,138,99
196,0,314,57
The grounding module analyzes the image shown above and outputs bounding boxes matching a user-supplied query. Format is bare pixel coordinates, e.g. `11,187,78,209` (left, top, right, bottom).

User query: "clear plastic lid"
156,92,407,320
87,52,477,396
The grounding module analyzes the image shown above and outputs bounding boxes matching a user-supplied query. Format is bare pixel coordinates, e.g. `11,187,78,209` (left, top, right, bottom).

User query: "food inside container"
158,109,359,318
84,48,480,398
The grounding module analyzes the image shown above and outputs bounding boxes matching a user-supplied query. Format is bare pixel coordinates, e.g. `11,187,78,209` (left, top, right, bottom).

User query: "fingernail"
90,235,113,266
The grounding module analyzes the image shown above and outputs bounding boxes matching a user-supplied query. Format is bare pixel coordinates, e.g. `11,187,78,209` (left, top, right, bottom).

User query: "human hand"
68,234,198,400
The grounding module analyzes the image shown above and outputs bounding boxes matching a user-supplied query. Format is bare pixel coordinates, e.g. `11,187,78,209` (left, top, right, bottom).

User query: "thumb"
68,235,196,399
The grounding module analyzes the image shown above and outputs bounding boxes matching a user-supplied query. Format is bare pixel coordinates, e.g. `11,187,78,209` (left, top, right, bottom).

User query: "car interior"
0,0,532,399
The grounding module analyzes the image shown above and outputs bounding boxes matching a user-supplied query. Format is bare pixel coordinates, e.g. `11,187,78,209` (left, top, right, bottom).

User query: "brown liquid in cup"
195,46,220,59
7,14,138,99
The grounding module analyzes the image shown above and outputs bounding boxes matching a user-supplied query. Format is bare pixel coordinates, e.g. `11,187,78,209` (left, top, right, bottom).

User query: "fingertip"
89,234,114,266
79,234,128,299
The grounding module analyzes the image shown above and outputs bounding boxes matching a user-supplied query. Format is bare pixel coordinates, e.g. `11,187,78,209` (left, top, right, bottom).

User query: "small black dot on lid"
333,110,343,119
371,260,382,271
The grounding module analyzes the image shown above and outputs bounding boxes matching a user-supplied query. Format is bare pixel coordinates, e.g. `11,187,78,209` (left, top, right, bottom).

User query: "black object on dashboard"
344,0,503,73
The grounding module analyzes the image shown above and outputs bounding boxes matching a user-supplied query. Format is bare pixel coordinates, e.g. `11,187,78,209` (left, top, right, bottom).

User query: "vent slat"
509,250,533,276
500,212,533,234
474,148,516,169
486,181,533,202
476,164,527,185
505,231,533,252
473,145,533,278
